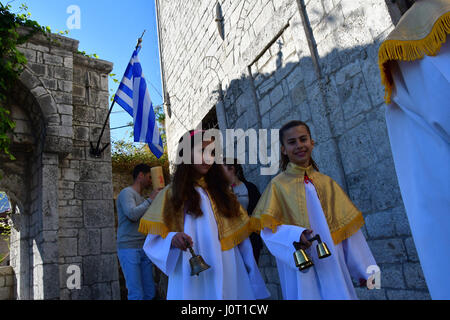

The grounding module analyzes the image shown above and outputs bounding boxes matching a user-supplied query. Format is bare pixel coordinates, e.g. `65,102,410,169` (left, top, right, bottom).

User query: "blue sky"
7,0,163,144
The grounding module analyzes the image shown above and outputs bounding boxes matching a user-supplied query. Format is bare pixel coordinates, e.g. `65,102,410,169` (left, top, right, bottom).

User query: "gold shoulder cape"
138,179,252,251
250,163,365,245
379,0,450,104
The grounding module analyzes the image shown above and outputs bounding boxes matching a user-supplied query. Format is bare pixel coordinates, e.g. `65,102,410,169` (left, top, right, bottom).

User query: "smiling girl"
139,130,269,300
252,120,377,300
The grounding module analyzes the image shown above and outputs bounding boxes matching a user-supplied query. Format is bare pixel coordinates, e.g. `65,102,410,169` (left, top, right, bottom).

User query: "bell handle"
307,234,320,244
293,241,302,250
184,239,196,257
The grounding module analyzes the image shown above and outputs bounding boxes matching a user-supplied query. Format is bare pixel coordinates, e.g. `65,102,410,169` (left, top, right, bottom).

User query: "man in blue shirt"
116,164,162,300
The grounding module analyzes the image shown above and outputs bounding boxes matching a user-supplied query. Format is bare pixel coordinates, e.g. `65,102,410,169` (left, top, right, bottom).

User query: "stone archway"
0,31,119,300
0,69,61,299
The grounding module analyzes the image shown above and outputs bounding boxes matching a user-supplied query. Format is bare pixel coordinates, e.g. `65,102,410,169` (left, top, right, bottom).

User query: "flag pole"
89,31,146,158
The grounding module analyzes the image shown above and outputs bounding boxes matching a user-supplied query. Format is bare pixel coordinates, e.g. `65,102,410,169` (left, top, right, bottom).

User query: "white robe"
143,186,270,300
385,39,450,300
261,180,377,300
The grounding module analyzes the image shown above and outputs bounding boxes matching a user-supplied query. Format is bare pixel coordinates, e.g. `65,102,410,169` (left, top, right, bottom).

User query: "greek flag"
0,192,10,214
114,47,164,158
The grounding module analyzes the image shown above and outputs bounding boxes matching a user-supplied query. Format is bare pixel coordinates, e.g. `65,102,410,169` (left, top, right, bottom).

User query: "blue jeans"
117,248,155,300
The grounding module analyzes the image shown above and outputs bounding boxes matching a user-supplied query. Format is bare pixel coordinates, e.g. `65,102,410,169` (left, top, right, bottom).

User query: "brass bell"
186,240,211,276
293,241,314,271
313,234,331,259
293,233,332,271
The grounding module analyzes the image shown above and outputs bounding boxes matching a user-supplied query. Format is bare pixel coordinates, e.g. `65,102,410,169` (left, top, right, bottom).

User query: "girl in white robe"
252,121,378,300
139,130,269,300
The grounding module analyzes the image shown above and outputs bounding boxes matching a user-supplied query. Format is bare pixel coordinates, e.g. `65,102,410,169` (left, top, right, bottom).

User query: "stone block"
259,94,271,116
18,46,37,62
381,264,406,289
365,211,396,239
101,228,116,253
54,66,73,80
404,237,419,262
386,289,431,300
290,78,307,108
19,68,40,89
354,287,387,300
269,97,289,125
59,237,78,257
404,263,428,290
78,229,101,255
43,53,64,66
29,62,47,76
74,106,96,123
41,77,58,90
64,57,73,69
269,85,284,107
75,182,103,200
368,239,407,264
59,217,83,229
56,104,72,116
83,254,118,285
91,282,112,300
79,161,112,182
0,287,13,300
338,121,378,175
53,91,73,105
83,200,114,228
74,126,89,141
337,74,372,120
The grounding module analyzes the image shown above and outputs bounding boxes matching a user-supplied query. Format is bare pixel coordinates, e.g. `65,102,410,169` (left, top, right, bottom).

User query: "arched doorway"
0,75,60,299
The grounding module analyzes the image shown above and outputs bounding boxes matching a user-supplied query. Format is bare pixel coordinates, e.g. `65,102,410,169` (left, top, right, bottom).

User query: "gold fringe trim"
379,11,450,104
220,221,253,251
138,219,170,239
330,212,365,245
250,214,283,234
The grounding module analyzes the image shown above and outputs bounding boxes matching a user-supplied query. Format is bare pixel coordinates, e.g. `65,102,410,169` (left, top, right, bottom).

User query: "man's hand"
148,188,163,201
299,229,314,250
171,232,193,251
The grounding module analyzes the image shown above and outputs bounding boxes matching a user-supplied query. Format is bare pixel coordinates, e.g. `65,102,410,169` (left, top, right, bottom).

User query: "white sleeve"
341,230,378,281
143,232,180,276
261,224,306,270
238,238,270,299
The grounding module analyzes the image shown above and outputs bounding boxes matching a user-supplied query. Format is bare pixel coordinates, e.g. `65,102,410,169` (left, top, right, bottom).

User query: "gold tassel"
220,221,253,251
330,213,365,245
250,214,283,234
379,12,450,104
138,219,170,238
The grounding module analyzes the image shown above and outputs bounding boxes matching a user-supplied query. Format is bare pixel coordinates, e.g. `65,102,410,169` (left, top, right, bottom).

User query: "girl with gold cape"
139,130,269,300
251,121,378,300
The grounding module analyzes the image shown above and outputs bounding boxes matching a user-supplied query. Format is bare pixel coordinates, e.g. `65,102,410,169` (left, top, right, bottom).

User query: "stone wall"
157,0,430,299
0,267,15,300
0,29,119,300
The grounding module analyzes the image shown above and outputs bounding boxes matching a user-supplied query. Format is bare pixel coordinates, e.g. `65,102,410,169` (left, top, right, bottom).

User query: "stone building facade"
156,0,429,299
0,30,119,299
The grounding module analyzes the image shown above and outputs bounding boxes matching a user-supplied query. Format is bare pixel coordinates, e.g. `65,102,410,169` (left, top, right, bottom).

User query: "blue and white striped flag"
114,47,164,158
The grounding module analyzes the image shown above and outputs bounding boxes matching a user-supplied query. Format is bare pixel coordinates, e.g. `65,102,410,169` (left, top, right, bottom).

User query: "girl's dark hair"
279,120,319,172
171,130,240,218
224,158,247,183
